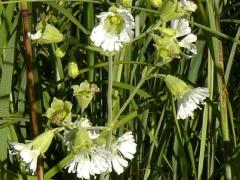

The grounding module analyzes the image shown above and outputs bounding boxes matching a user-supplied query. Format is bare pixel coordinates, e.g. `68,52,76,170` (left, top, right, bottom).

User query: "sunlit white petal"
171,18,197,57
108,131,137,174
8,142,40,174
177,87,209,119
180,0,198,12
28,30,42,40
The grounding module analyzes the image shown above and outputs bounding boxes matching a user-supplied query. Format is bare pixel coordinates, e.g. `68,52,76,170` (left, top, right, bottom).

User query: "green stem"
100,56,113,180
206,0,231,179
84,2,95,82
106,56,113,148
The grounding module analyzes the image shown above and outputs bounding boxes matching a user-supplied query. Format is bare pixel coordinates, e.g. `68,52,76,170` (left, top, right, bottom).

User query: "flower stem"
106,56,113,149
20,2,43,180
100,56,113,180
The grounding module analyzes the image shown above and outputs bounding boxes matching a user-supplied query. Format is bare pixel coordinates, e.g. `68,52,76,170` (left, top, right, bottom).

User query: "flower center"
52,110,67,124
104,15,124,34
110,16,122,25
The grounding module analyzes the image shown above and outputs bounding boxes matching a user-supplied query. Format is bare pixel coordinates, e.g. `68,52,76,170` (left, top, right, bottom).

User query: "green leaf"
43,1,90,35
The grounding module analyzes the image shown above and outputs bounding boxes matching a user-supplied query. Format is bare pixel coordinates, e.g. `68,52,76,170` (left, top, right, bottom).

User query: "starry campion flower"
63,118,99,151
108,131,137,174
177,87,209,119
9,143,40,174
64,120,137,178
90,6,135,52
164,75,209,119
179,0,197,12
9,130,55,174
171,18,197,58
64,118,109,179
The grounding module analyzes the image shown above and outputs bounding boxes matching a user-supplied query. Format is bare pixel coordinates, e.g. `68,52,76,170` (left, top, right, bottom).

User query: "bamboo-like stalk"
20,2,43,180
206,0,231,179
83,2,95,82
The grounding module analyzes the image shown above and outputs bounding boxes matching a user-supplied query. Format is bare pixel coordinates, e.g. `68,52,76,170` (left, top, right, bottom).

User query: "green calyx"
159,0,185,22
164,75,192,98
35,21,64,44
153,34,180,63
32,130,55,155
46,97,72,126
72,81,99,110
71,128,93,152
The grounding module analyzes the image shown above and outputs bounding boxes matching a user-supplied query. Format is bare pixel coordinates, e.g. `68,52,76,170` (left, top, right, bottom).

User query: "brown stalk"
20,2,44,180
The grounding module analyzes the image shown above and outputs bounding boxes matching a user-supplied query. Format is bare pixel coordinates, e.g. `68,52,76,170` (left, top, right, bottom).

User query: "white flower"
171,18,197,57
28,30,42,40
66,147,110,179
177,87,209,119
9,142,40,174
109,131,137,174
90,6,135,52
180,0,197,12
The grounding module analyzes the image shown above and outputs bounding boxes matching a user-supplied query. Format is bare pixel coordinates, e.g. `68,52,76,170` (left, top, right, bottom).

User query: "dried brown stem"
20,2,44,180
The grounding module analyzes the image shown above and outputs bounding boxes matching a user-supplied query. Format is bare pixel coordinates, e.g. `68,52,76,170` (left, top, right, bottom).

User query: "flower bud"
35,21,64,44
55,42,69,58
68,62,79,79
150,0,162,8
164,75,192,98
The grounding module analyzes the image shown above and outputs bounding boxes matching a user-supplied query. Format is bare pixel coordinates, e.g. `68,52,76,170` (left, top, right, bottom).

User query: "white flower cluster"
64,119,137,179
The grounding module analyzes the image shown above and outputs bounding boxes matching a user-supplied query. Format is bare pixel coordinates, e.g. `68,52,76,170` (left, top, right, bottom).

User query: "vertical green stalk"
52,44,64,90
106,56,113,148
207,50,214,179
84,2,95,82
206,0,231,179
20,2,43,180
100,56,113,180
